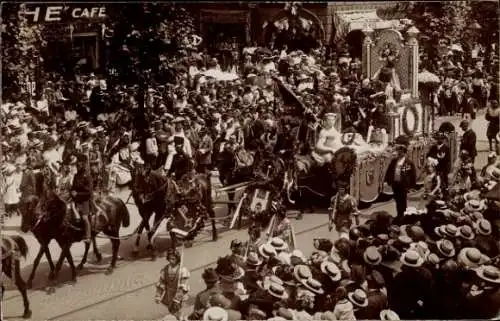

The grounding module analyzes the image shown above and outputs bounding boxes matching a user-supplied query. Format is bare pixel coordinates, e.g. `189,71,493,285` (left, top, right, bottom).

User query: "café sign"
22,5,107,23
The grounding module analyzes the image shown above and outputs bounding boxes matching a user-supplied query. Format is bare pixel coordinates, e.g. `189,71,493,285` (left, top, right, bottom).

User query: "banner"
272,77,306,116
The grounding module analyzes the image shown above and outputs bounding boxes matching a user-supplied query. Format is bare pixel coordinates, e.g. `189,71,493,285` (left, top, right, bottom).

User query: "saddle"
69,196,108,226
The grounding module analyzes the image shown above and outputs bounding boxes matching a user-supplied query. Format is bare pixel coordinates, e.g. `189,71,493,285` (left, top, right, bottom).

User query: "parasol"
418,70,440,84
202,69,239,81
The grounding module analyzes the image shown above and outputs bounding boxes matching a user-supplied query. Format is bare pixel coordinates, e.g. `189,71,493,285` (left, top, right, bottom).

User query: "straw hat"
458,247,489,269
203,307,229,321
320,261,341,282
437,239,456,258
348,289,369,307
476,265,500,284
458,225,475,240
380,309,400,320
302,278,324,295
246,252,263,266
363,246,382,266
267,282,289,300
474,219,492,236
435,224,459,238
269,237,288,252
257,275,284,291
293,264,312,283
400,250,424,267
464,200,486,213
258,243,277,259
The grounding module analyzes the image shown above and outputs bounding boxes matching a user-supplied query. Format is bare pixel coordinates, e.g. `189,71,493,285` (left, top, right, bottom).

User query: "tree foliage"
106,3,197,84
1,3,46,101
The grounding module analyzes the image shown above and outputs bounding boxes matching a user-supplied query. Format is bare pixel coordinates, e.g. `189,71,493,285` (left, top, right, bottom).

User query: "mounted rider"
71,153,93,243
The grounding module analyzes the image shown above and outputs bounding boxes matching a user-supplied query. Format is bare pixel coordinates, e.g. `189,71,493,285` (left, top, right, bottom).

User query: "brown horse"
1,234,31,318
20,189,130,289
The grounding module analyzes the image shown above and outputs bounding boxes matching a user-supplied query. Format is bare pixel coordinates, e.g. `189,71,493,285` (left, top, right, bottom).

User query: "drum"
359,156,381,203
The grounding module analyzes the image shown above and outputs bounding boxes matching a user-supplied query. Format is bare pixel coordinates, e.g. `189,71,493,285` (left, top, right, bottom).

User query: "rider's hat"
174,136,184,146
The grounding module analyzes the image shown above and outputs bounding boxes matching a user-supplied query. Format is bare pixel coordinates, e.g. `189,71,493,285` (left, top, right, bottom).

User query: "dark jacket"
427,143,451,173
460,129,477,158
463,97,479,119
385,157,416,190
71,170,92,202
355,289,388,320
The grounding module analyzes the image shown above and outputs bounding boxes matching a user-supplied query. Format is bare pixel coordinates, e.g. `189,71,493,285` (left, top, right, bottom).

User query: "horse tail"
11,235,29,258
116,198,130,228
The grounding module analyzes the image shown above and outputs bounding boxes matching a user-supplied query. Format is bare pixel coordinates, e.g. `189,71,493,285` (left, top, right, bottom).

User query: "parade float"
346,26,458,203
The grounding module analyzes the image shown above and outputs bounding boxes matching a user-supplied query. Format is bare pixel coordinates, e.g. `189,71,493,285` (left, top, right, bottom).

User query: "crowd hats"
436,239,456,258
258,243,277,259
475,265,500,284
246,252,262,266
457,247,489,269
302,278,324,295
363,246,382,266
474,219,492,236
203,307,228,321
293,264,312,284
380,309,400,320
348,289,369,307
320,261,341,282
400,250,424,267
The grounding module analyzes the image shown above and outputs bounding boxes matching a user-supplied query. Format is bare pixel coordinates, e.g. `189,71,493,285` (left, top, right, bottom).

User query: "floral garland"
402,104,419,137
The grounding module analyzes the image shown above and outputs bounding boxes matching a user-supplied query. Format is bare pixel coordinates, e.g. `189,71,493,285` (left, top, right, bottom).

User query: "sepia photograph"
1,1,499,320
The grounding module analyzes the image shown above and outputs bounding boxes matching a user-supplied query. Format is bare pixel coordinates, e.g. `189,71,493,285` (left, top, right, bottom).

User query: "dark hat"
174,136,184,146
394,135,410,147
231,239,243,249
314,238,333,253
202,268,219,284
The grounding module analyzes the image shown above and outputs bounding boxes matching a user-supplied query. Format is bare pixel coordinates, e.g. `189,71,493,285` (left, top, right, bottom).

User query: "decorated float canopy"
333,9,408,43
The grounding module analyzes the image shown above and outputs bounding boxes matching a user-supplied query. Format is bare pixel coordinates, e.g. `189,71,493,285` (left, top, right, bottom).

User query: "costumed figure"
372,44,402,101
155,248,190,321
480,152,500,183
110,133,133,186
312,113,342,165
419,158,442,209
328,180,359,237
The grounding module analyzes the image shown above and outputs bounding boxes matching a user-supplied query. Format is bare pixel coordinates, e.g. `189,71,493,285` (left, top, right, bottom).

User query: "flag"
273,77,306,116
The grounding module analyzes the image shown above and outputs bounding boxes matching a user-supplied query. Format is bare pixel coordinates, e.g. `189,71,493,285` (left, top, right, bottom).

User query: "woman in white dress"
4,164,22,217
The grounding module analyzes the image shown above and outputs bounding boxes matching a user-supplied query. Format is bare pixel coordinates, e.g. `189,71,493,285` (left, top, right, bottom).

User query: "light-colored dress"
4,171,22,205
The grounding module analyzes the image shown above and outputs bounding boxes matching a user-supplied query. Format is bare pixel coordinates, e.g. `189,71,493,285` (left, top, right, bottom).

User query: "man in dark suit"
385,135,416,220
459,120,477,165
463,93,479,120
169,136,193,180
452,84,467,116
427,132,451,195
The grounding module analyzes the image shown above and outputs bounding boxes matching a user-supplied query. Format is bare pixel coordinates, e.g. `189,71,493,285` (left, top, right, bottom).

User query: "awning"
333,9,403,42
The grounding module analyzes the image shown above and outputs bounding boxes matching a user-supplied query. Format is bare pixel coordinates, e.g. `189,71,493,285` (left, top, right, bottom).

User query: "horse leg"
133,219,146,255
14,260,32,319
106,238,120,275
77,241,91,270
210,209,218,242
44,246,56,279
64,248,77,283
27,246,46,288
92,236,102,263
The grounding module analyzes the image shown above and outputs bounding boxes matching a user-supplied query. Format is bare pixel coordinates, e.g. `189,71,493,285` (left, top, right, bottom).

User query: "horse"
133,167,218,250
283,146,357,216
1,235,31,318
20,175,131,287
129,164,169,259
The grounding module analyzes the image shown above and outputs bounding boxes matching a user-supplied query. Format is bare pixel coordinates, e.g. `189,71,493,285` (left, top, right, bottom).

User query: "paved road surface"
2,114,493,320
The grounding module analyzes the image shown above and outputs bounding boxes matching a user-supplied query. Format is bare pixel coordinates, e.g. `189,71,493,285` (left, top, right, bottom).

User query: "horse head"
20,195,41,233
